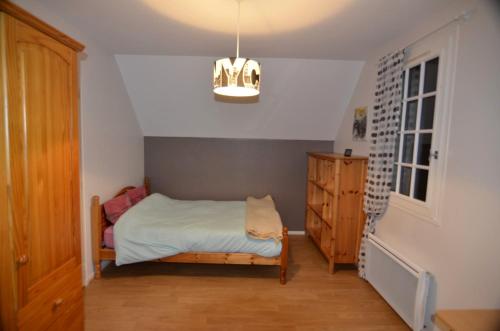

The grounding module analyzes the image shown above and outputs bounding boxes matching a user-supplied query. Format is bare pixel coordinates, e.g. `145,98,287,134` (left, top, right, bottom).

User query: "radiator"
366,234,431,331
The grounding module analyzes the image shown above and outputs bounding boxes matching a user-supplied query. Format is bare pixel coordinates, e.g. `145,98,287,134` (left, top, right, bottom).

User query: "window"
391,57,439,203
388,23,458,225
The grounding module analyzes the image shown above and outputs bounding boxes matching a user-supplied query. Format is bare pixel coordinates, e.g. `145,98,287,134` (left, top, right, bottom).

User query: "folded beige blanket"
245,195,283,241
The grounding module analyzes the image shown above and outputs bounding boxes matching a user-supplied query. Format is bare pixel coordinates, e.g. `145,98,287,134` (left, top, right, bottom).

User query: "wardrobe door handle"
17,254,29,266
53,298,64,310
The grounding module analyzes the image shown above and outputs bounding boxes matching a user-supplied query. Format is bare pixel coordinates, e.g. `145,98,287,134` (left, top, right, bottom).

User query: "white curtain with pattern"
358,50,406,278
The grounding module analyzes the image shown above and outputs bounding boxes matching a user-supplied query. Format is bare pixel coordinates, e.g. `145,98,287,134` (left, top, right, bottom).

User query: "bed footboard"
280,227,289,285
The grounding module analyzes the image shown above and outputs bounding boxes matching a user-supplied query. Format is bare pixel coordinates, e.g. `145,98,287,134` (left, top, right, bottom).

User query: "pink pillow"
103,194,132,224
127,186,147,205
103,225,114,248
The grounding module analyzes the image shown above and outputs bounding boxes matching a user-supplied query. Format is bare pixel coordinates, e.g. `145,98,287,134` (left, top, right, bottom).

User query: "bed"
91,178,289,284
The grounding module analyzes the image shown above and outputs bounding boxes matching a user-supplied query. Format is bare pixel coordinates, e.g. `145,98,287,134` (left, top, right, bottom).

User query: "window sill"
388,192,440,226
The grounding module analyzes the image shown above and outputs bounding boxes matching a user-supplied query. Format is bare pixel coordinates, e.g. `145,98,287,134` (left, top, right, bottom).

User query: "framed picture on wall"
352,107,367,140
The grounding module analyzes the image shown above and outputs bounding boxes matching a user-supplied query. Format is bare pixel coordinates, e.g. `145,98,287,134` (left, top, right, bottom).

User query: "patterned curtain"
358,50,405,278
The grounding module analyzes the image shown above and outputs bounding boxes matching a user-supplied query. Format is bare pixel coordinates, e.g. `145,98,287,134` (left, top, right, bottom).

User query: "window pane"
398,103,403,131
421,96,435,130
417,133,432,165
399,166,412,196
400,70,405,104
394,133,400,161
402,134,415,163
407,65,420,97
405,100,418,130
391,164,397,191
414,169,429,201
424,57,439,93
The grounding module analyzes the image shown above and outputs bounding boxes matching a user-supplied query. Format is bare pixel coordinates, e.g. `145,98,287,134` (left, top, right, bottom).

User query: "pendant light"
213,0,261,97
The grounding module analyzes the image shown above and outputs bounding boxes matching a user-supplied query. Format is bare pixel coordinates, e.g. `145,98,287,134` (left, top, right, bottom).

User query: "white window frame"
389,26,459,225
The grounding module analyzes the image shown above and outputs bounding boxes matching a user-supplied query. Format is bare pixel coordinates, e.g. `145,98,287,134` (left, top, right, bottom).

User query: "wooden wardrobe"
305,153,367,273
0,2,85,331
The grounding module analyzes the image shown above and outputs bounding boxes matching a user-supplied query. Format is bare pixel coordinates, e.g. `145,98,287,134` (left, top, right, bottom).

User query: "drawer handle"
52,298,64,310
17,255,29,265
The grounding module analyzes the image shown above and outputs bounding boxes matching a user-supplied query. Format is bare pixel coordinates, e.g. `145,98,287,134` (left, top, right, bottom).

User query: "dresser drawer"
18,266,83,331
46,294,84,331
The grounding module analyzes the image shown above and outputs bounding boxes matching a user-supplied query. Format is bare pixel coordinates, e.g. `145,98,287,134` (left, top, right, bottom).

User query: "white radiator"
366,234,431,331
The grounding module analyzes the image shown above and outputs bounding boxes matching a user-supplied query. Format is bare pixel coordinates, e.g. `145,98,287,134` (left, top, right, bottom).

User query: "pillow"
127,186,147,205
103,194,132,224
103,225,114,249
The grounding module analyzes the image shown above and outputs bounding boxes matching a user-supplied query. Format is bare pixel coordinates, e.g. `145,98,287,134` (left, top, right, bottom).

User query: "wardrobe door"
4,15,82,331
0,13,17,331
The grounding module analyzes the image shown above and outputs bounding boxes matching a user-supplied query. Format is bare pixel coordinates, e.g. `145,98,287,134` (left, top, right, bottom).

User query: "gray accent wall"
144,137,334,231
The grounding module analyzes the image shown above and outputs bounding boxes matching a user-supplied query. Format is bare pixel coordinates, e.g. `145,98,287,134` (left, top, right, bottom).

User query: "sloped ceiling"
38,0,455,60
116,55,364,140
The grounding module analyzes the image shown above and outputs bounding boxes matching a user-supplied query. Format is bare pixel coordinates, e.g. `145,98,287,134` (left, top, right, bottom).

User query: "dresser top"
307,152,368,161
434,310,500,331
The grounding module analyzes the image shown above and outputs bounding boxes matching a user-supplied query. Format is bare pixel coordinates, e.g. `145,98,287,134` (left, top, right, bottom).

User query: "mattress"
114,193,282,266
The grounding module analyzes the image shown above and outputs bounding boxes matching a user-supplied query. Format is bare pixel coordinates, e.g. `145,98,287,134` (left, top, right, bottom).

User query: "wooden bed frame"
91,178,289,284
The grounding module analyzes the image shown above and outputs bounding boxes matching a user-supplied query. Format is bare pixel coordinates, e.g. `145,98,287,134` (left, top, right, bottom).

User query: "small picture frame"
344,149,352,157
353,107,367,141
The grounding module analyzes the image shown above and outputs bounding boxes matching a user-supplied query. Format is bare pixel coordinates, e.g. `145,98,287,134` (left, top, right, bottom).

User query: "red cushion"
127,186,147,205
103,194,132,224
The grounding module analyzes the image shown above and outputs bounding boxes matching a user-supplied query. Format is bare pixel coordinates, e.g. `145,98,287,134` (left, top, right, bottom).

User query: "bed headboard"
91,177,151,250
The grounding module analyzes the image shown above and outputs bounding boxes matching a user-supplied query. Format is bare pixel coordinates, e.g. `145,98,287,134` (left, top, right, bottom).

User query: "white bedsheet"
114,193,282,266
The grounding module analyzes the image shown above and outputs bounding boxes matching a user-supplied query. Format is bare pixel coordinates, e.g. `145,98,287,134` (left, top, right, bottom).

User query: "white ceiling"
116,55,363,139
39,0,455,60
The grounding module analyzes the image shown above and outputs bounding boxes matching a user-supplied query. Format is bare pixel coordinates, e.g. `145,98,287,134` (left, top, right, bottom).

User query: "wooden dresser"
305,153,368,273
0,2,85,330
434,310,500,331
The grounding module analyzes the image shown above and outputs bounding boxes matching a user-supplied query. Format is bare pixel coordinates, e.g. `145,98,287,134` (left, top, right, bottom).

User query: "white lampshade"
213,57,261,97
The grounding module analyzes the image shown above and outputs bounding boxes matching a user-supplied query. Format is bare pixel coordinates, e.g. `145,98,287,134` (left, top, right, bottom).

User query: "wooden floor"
85,236,409,331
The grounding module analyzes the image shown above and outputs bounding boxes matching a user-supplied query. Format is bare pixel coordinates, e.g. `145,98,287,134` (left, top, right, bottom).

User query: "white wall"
116,55,363,140
335,0,500,320
13,0,145,285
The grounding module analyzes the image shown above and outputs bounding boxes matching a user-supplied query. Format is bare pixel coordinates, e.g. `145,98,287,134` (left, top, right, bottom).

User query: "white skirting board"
366,234,431,331
288,231,305,235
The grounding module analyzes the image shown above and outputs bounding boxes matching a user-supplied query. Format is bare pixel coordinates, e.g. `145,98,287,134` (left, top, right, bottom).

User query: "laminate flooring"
85,235,409,331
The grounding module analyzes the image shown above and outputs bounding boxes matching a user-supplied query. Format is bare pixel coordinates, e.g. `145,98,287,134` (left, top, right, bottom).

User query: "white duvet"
114,193,282,266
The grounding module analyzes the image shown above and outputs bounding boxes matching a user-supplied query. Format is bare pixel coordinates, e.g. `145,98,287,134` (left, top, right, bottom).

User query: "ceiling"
116,55,364,139
40,0,455,60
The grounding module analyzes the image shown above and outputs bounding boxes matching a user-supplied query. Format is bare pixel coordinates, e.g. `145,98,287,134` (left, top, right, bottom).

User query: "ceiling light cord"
236,0,240,58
